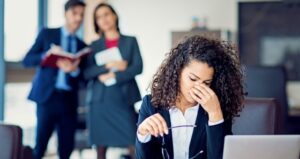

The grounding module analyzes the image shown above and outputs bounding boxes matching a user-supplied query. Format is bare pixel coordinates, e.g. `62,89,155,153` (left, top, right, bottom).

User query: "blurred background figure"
82,3,143,159
22,1,86,159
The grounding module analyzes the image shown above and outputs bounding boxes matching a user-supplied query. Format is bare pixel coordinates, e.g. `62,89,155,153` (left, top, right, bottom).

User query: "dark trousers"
34,90,77,159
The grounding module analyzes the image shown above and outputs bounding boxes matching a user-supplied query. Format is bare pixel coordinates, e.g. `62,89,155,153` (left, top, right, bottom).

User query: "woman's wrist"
137,127,148,136
208,109,224,123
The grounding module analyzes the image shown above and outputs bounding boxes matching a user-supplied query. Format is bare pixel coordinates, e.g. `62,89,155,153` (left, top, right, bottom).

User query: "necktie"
65,35,74,88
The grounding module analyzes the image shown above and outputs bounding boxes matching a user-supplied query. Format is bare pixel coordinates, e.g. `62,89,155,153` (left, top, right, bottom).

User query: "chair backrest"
22,146,33,159
244,65,288,133
0,123,22,159
232,98,278,135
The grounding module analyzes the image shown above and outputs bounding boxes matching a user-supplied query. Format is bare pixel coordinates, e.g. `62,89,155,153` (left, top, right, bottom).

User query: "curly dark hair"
150,35,245,119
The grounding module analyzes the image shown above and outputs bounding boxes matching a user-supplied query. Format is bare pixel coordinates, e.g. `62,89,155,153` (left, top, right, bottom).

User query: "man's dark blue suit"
23,27,86,159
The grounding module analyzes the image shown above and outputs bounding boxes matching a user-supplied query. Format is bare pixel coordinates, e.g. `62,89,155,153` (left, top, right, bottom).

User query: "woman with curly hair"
135,35,245,159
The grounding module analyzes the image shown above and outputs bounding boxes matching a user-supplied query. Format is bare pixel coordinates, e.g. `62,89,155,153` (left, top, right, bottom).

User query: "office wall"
109,0,237,95
110,0,300,108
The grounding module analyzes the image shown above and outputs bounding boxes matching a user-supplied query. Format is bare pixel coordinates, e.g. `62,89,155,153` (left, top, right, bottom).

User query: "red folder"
41,47,91,68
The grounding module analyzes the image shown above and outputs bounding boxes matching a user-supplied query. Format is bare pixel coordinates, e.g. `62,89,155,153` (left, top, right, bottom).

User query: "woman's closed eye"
203,82,211,86
189,76,197,81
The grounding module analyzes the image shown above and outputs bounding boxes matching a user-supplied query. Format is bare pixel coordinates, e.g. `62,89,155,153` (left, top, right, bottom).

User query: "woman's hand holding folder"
105,60,128,72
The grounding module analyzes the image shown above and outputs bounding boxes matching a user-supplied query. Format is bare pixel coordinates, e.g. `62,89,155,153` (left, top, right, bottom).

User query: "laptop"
223,135,300,159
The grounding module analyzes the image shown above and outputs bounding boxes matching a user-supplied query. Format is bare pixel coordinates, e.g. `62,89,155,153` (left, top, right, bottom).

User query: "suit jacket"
23,27,87,105
83,35,143,106
136,95,232,159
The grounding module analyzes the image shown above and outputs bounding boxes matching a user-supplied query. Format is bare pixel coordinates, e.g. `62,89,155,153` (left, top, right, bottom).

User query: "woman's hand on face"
137,113,169,137
189,83,224,122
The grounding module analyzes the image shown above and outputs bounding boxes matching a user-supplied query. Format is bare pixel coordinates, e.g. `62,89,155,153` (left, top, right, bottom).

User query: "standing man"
23,1,86,159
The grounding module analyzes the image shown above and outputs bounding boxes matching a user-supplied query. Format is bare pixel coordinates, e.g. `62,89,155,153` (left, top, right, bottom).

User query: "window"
4,0,38,146
48,0,67,28
4,0,38,62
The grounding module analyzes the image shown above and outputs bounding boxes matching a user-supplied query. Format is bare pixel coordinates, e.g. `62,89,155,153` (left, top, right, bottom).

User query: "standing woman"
83,3,143,159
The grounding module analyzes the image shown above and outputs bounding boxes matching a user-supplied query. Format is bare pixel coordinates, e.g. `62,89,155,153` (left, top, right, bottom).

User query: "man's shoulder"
41,27,60,33
38,27,60,38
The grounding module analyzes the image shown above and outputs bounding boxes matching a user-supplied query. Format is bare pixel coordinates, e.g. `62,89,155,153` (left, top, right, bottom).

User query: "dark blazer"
23,27,87,104
136,95,232,159
83,35,143,105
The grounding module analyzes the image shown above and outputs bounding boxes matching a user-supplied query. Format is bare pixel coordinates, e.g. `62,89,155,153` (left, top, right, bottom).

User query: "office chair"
232,98,278,134
244,65,300,134
0,123,33,159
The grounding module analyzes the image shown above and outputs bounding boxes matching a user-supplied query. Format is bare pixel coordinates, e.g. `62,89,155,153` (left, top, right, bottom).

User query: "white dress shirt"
137,104,224,159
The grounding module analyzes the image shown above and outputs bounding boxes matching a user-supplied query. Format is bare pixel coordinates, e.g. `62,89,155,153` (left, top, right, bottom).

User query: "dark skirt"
87,84,138,147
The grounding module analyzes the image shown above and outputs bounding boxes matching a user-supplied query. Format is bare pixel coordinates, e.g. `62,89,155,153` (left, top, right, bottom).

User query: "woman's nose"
194,81,202,86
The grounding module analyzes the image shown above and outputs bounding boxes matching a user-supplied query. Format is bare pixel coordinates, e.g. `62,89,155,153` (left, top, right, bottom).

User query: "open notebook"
41,47,91,68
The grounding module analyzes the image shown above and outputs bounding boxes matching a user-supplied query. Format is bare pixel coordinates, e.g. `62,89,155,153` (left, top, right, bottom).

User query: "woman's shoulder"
142,94,152,104
140,94,156,112
89,38,105,51
120,34,137,42
120,34,135,39
90,38,103,46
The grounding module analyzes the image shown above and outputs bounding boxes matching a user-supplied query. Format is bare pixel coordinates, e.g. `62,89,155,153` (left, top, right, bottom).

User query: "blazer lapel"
53,28,61,46
50,29,61,75
75,38,83,52
117,35,126,59
158,106,207,159
95,38,106,52
189,106,207,157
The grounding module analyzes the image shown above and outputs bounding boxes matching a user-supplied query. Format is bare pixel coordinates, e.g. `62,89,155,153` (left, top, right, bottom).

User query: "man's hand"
45,45,64,57
56,59,80,73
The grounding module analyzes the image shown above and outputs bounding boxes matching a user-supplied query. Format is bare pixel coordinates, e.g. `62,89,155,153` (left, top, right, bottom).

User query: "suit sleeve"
115,37,143,84
82,42,109,81
135,96,162,159
22,28,47,67
206,117,232,159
